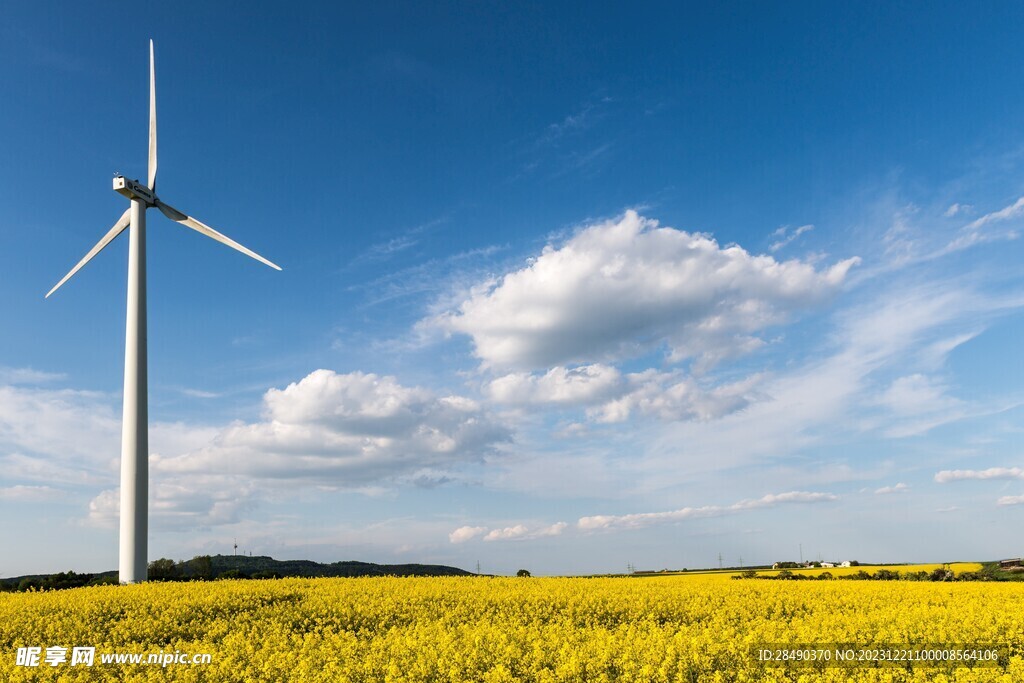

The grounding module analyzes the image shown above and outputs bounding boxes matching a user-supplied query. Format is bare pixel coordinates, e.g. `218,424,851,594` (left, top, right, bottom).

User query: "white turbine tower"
46,41,280,584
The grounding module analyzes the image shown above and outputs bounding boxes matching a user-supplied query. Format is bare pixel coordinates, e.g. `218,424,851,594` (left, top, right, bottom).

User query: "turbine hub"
113,176,155,205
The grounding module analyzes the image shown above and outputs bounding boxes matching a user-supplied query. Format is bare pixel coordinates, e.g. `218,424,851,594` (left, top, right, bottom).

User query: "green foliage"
189,555,214,580
516,569,532,578
148,558,179,581
251,571,282,580
87,575,118,586
218,569,247,580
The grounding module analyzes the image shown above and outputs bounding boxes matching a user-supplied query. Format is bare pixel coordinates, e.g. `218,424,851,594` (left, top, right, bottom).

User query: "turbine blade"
46,208,132,298
148,39,157,191
156,200,282,271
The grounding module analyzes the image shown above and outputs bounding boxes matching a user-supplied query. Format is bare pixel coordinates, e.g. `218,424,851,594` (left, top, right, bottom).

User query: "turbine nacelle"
113,176,156,205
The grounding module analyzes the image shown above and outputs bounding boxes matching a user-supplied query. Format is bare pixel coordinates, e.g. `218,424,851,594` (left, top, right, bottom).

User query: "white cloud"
876,374,966,438
449,522,570,543
156,370,510,486
879,375,960,415
482,522,568,542
935,467,1024,483
577,491,837,531
0,484,64,502
612,280,1022,495
939,196,1024,254
0,367,67,385
487,365,765,425
0,369,509,532
87,477,257,530
487,364,623,405
180,388,221,399
770,224,814,252
433,211,859,370
589,370,765,423
449,526,487,544
483,525,529,541
0,385,120,465
963,196,1024,231
997,495,1024,506
944,203,971,217
874,483,908,495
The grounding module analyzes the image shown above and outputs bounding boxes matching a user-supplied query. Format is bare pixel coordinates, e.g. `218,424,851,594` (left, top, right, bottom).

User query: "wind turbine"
46,41,280,584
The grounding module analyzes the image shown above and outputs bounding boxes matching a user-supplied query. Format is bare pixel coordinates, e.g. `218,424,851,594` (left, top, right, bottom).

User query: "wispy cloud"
769,224,814,252
448,522,568,543
0,485,64,502
935,196,1024,257
346,215,449,269
577,491,837,532
180,388,222,399
874,483,908,495
350,244,507,309
0,367,67,385
935,467,1024,483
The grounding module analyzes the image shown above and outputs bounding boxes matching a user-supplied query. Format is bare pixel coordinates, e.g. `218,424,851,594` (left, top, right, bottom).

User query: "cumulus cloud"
874,483,908,495
487,364,765,424
935,467,1024,483
577,491,837,531
449,522,568,543
487,364,623,405
588,370,765,423
0,369,510,533
483,522,568,542
0,385,120,466
432,211,859,371
87,477,257,530
448,526,487,544
156,370,510,486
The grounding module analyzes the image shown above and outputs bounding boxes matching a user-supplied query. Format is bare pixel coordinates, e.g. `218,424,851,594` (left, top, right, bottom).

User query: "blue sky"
1,2,1023,576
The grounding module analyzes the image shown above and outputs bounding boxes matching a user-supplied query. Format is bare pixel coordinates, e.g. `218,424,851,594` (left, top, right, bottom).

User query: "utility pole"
476,560,481,574
233,538,237,557
799,544,803,564
739,556,744,568
718,552,723,569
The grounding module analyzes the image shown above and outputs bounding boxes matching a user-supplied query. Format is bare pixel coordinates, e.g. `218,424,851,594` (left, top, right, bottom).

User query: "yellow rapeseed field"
1,573,1021,682
650,563,984,580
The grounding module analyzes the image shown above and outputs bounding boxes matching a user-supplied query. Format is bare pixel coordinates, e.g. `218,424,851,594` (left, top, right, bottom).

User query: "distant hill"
189,554,474,578
2,555,473,590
